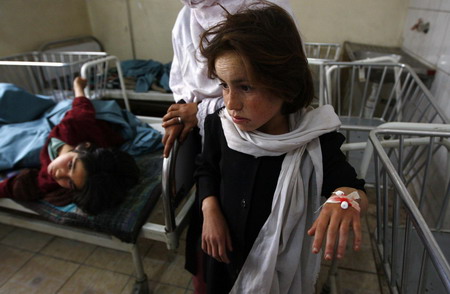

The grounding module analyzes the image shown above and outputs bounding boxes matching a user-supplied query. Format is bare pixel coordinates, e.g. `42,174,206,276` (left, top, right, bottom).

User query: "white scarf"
219,105,341,294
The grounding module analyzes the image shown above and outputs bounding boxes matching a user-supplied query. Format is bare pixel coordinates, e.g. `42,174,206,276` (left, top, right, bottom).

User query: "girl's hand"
201,196,233,263
308,188,367,260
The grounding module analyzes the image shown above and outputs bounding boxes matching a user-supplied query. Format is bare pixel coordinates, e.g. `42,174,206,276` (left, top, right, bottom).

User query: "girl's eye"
219,82,228,89
68,160,73,170
240,85,252,92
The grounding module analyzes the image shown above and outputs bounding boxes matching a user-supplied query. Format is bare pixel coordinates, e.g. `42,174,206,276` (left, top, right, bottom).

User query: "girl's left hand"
307,188,367,260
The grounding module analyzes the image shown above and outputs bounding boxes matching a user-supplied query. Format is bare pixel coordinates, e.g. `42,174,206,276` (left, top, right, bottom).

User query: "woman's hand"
308,188,367,260
201,196,233,263
162,103,198,158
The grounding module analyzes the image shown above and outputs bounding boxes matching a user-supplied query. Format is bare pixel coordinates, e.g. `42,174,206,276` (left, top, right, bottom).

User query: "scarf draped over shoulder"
219,105,341,294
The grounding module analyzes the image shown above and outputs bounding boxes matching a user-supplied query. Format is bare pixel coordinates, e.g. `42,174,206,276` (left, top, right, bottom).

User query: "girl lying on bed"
0,77,140,215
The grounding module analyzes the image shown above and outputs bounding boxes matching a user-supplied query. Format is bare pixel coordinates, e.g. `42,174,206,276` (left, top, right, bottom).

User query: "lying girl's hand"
307,188,367,260
201,196,233,263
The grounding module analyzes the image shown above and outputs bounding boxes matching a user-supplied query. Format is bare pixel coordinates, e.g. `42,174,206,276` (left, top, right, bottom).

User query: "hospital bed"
316,58,449,293
319,61,449,182
369,123,450,293
305,42,342,108
38,36,174,107
305,42,342,63
0,52,200,294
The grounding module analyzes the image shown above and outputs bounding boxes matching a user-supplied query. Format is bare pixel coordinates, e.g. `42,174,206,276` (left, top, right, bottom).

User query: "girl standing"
196,2,367,293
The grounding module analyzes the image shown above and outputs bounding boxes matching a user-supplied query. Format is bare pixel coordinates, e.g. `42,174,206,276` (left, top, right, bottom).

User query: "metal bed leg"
321,257,339,294
130,244,149,294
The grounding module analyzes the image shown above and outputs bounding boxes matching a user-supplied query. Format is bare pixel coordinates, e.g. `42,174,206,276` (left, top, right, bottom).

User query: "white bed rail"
0,51,108,101
305,42,342,108
319,61,449,181
305,42,342,62
80,55,131,111
370,124,450,293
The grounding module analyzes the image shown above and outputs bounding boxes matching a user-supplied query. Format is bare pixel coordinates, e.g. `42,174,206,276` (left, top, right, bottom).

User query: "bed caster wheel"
132,275,149,294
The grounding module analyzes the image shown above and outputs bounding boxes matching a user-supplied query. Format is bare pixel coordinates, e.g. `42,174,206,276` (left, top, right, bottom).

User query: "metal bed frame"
317,58,449,294
0,53,199,294
305,42,342,63
305,42,342,108
369,123,450,293
0,130,198,294
319,61,449,180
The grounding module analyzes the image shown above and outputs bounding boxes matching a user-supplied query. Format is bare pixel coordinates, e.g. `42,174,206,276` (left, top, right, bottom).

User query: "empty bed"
320,61,449,180
369,123,450,293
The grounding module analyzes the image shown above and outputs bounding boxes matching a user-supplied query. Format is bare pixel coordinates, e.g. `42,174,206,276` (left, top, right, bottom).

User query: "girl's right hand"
201,196,233,263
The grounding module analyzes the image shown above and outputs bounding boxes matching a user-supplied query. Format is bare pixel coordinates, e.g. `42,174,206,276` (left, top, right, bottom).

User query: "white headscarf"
220,105,341,294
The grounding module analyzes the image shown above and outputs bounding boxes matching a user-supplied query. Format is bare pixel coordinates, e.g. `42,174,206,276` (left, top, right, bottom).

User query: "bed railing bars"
321,62,448,126
80,55,131,112
370,124,450,293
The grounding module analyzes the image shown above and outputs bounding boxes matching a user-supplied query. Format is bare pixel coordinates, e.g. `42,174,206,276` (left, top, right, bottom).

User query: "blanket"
0,83,163,171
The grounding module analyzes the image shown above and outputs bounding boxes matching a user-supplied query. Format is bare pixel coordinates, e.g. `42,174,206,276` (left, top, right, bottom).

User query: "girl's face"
215,51,288,135
47,150,87,190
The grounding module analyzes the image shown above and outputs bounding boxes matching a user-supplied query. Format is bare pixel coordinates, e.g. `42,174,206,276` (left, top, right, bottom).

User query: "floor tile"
40,237,96,263
120,277,142,294
0,187,387,294
337,231,377,273
159,254,191,288
58,265,129,294
151,283,188,294
0,224,15,240
84,246,135,275
140,242,182,285
337,268,381,294
0,244,34,286
0,228,53,252
0,254,79,294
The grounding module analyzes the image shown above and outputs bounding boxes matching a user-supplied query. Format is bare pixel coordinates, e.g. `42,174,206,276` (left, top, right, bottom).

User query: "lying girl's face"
215,51,288,135
47,151,87,190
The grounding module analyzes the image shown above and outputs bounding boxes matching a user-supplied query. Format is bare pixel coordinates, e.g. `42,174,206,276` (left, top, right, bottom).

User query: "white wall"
86,0,182,63
402,1,450,119
293,0,409,46
86,0,409,62
0,0,91,57
0,0,411,64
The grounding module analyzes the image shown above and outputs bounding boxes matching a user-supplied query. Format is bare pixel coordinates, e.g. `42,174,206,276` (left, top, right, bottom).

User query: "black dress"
190,109,365,294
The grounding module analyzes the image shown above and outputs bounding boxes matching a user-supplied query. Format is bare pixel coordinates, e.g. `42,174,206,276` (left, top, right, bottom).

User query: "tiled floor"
0,188,388,294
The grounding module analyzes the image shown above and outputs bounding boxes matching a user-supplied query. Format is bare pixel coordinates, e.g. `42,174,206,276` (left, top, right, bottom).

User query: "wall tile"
403,9,447,66
428,0,444,10
403,8,422,54
409,0,427,9
437,13,450,73
422,11,448,65
410,0,443,10
441,0,450,11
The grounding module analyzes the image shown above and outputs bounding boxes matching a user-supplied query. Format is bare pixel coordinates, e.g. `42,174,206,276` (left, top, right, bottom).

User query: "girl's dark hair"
73,143,140,215
199,1,314,113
